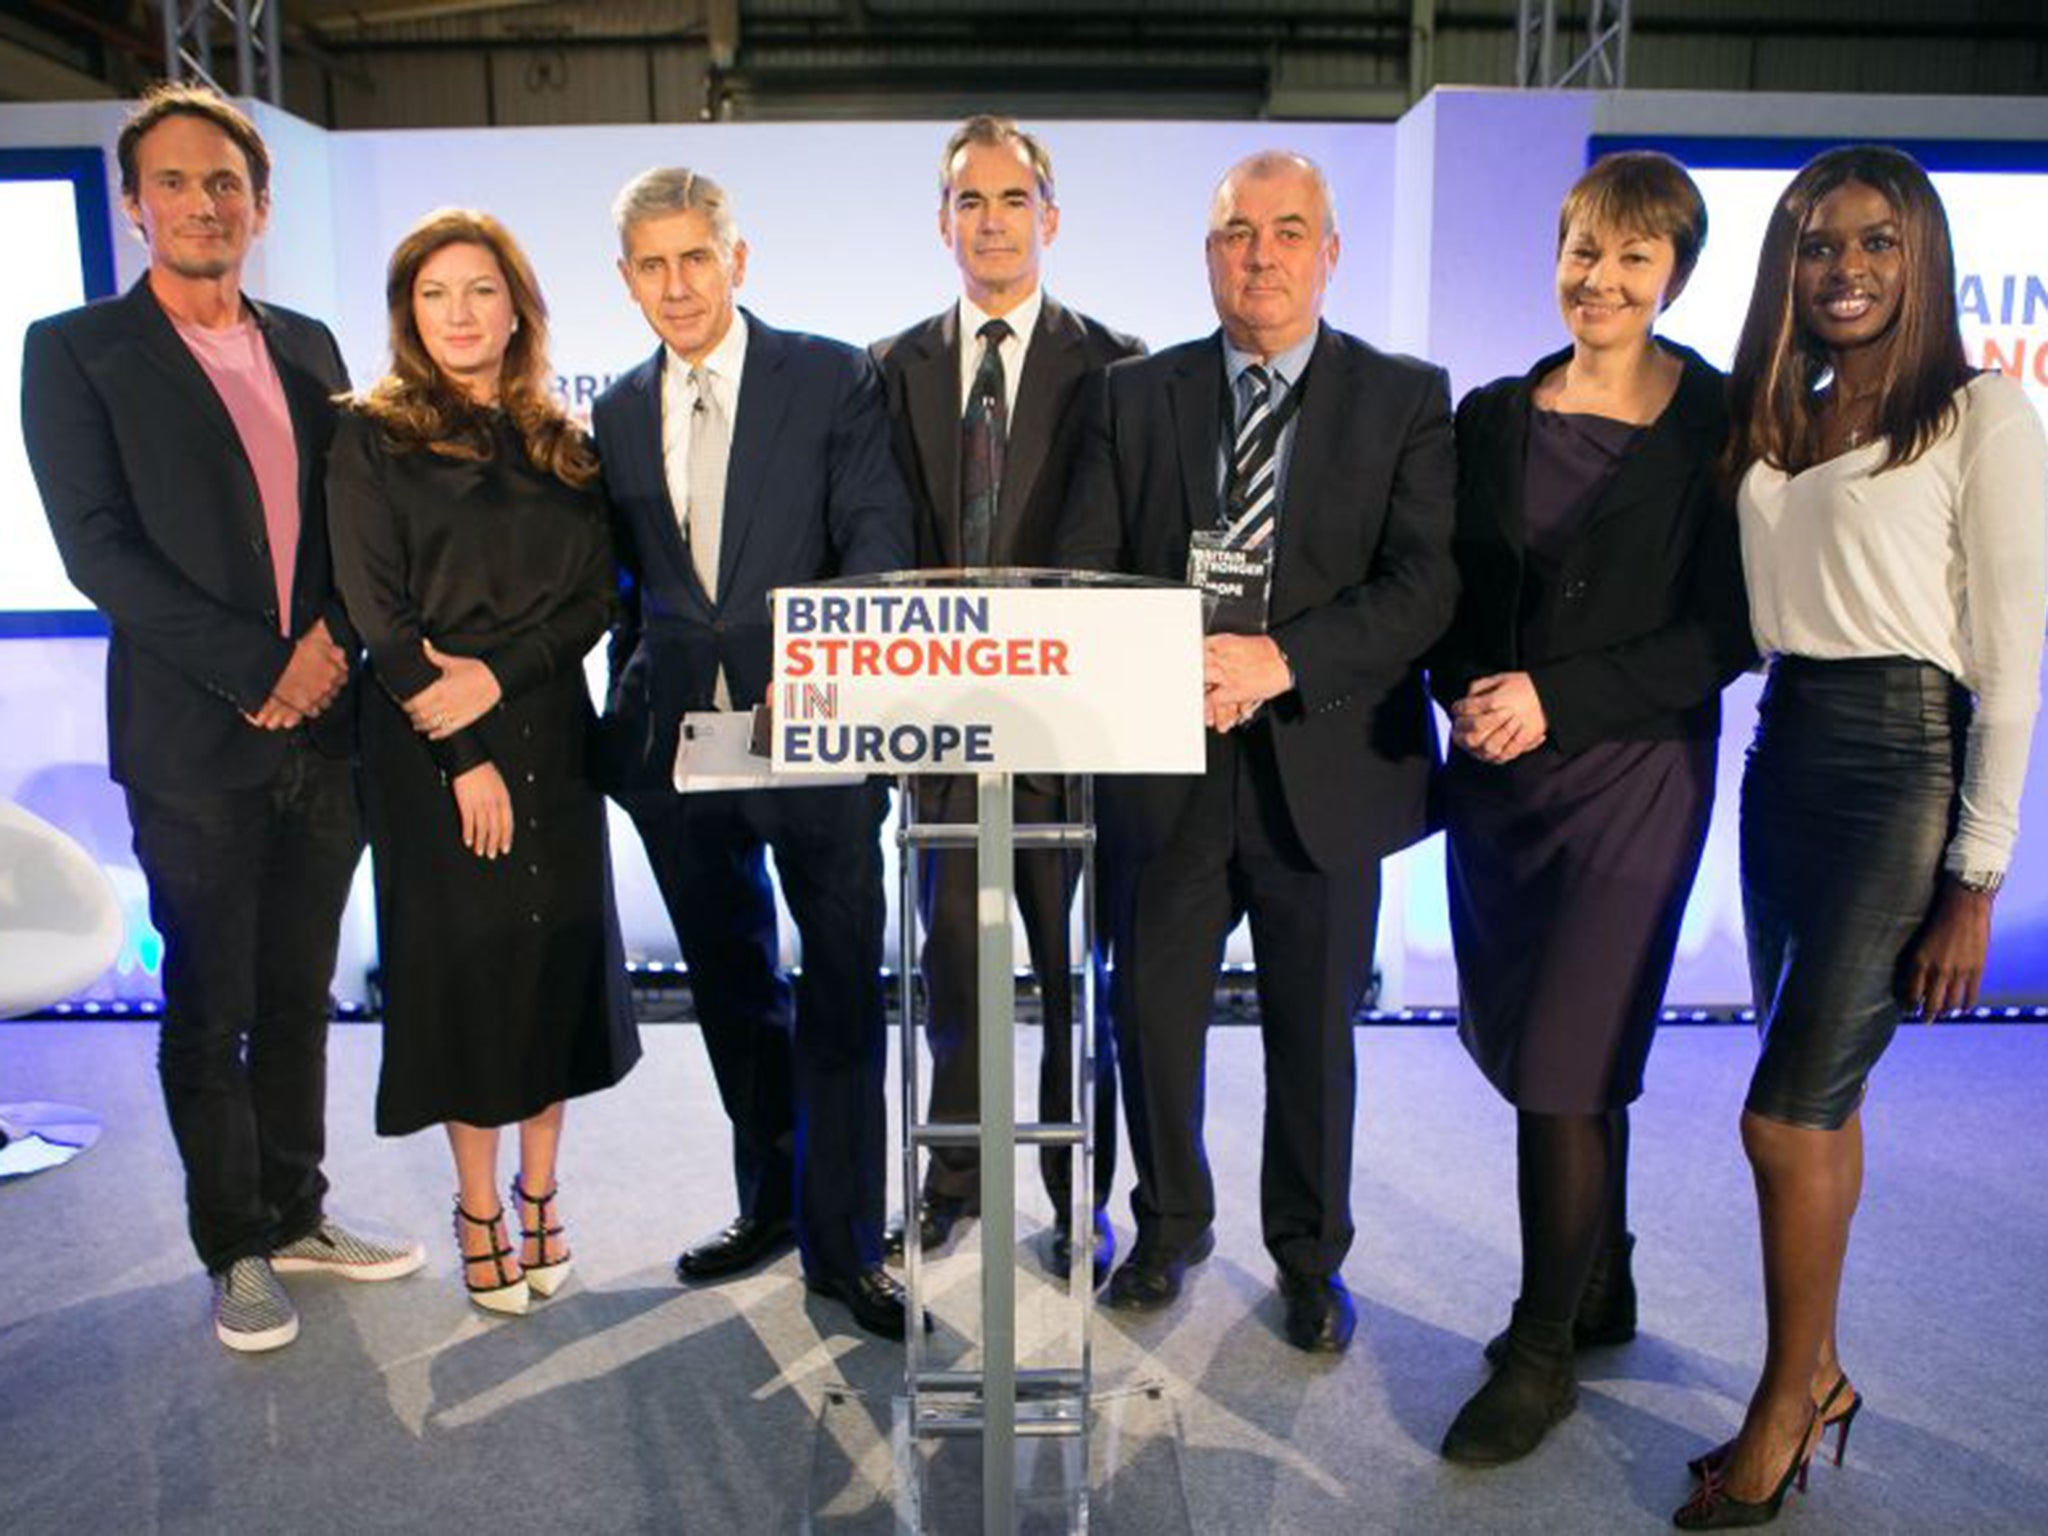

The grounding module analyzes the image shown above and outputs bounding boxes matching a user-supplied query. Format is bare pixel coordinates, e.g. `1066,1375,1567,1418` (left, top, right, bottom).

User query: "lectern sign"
769,584,1204,775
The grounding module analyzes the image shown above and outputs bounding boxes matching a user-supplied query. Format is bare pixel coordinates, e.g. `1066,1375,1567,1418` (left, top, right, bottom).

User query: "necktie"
960,317,1012,567
685,364,729,602
1225,364,1277,549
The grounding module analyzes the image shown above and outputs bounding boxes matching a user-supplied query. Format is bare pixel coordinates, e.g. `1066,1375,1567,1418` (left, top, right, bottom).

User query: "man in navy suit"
592,167,916,1338
871,116,1144,1283
1062,150,1457,1352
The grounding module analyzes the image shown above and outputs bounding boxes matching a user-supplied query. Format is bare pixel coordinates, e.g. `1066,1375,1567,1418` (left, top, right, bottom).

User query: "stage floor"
3,1020,2046,1534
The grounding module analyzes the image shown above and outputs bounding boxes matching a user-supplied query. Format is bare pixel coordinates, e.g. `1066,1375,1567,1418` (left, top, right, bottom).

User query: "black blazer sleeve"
1426,385,1505,712
1057,366,1127,574
21,316,290,711
325,414,490,778
826,349,916,577
1274,362,1459,713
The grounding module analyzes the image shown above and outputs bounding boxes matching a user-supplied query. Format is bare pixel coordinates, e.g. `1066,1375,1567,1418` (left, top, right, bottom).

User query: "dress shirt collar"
665,308,749,395
1223,324,1318,397
960,286,1042,353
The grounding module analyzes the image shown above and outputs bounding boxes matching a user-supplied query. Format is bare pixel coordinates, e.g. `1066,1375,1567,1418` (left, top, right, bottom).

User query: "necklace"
1835,387,1881,449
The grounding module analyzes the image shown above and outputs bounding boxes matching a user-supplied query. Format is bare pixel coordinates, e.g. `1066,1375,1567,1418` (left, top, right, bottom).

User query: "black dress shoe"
1041,1208,1116,1289
1278,1269,1357,1353
805,1265,923,1341
883,1193,977,1258
1105,1229,1215,1312
675,1214,795,1281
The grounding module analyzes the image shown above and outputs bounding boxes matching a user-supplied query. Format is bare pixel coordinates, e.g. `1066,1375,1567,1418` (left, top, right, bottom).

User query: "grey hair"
611,166,741,255
1209,150,1338,238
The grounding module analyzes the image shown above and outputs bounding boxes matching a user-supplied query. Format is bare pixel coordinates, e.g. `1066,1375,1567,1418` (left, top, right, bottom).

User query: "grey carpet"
2,1020,2045,1534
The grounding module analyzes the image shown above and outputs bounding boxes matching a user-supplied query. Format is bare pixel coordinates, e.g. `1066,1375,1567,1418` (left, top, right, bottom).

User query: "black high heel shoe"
1688,1373,1857,1480
1672,1405,1820,1530
454,1200,529,1316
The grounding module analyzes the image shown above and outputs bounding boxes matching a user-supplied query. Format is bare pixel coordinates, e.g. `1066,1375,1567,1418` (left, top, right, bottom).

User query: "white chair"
0,799,122,1180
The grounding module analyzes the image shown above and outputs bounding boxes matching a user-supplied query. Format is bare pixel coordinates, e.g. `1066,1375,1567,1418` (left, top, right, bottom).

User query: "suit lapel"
905,308,963,566
1270,326,1350,602
127,280,253,479
717,314,791,602
996,296,1081,553
1495,377,1534,553
622,347,694,582
1167,337,1224,535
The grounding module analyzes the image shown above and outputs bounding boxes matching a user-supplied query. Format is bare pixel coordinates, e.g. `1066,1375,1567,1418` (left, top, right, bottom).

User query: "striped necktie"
1225,364,1277,549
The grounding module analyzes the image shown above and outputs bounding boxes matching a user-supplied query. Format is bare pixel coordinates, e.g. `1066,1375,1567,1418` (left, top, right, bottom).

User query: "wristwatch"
1952,869,2005,896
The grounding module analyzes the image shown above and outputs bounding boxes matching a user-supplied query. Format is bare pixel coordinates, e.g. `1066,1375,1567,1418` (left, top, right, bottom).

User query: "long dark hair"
1725,145,1971,480
353,208,597,487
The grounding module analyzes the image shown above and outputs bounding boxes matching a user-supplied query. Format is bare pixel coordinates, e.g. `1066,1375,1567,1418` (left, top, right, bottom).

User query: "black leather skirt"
1740,656,1966,1129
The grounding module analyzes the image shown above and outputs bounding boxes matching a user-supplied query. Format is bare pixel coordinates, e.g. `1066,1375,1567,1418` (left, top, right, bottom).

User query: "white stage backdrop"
4,90,2045,1007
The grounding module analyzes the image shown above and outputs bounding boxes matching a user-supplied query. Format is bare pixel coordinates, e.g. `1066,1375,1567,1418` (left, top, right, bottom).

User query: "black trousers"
917,776,1119,1215
1111,724,1381,1279
629,781,888,1281
124,738,364,1273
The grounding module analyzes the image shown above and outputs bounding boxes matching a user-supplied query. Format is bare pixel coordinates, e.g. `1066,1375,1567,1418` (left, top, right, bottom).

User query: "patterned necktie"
960,317,1012,567
1225,364,1277,549
685,363,729,602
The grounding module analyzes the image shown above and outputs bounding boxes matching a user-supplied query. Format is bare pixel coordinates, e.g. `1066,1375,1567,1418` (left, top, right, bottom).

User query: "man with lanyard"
1061,149,1456,1352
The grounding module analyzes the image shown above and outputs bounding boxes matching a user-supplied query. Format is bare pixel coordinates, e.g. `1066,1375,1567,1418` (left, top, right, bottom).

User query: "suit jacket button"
1562,579,1587,601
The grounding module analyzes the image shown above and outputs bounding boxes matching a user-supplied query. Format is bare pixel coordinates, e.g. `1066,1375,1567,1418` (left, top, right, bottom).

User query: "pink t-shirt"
174,315,301,633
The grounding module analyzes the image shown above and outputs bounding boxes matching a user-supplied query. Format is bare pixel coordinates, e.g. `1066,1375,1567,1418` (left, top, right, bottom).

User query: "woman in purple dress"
1432,152,1753,1465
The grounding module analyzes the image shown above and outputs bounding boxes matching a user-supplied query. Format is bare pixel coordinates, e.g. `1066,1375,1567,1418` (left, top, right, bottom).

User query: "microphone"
692,395,708,416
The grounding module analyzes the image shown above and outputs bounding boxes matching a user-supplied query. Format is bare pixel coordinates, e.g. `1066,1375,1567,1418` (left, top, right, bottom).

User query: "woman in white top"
1677,147,2046,1529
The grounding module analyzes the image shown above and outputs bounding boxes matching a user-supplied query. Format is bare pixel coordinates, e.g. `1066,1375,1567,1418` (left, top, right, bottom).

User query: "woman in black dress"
329,209,639,1316
1432,152,1753,1464
1675,147,2046,1529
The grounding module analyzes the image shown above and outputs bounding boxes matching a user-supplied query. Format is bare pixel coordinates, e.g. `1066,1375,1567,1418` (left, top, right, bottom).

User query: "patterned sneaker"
271,1219,426,1282
213,1257,299,1353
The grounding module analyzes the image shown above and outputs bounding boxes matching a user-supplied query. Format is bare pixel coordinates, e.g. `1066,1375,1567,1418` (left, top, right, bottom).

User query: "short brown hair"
117,81,271,203
939,116,1055,206
353,208,597,488
1558,151,1707,289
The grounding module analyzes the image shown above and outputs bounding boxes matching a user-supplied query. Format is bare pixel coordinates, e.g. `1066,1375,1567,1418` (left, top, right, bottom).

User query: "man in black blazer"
1062,150,1457,1351
871,116,1143,1283
594,167,916,1338
21,84,421,1354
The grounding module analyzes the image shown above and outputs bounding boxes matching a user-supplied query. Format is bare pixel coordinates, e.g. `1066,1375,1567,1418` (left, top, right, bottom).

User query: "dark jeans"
627,781,889,1282
125,739,364,1272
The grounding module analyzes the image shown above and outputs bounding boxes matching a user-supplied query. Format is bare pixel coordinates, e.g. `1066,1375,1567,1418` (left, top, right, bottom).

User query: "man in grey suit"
872,117,1143,1283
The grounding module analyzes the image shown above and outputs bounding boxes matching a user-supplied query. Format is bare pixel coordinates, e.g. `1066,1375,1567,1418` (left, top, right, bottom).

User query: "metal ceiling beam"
157,0,281,104
1516,0,1629,89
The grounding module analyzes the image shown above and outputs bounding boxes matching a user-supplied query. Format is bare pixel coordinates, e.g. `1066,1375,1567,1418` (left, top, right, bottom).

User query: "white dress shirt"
1739,371,2048,872
957,287,1041,418
661,308,749,541
661,310,749,706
